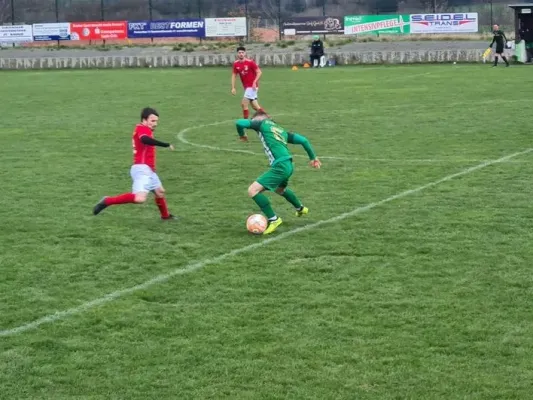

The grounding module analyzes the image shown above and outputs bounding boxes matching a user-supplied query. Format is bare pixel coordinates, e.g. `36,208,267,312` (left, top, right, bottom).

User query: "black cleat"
161,214,177,221
93,197,108,215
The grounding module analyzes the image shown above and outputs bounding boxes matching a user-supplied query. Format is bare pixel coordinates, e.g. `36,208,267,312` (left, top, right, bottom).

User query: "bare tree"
418,0,449,12
0,0,12,24
62,2,102,22
106,0,152,20
250,0,283,23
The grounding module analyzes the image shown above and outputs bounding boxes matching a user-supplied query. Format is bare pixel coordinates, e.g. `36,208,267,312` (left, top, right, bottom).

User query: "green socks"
281,188,302,209
252,189,302,219
252,193,276,219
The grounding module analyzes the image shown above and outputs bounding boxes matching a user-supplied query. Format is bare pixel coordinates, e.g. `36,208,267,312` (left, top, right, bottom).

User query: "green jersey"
236,119,317,166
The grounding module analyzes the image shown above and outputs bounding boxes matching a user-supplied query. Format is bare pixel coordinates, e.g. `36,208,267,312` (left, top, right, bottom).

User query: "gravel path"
0,40,489,58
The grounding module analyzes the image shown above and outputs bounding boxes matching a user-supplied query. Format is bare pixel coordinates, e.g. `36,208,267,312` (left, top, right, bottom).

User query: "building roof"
508,3,533,8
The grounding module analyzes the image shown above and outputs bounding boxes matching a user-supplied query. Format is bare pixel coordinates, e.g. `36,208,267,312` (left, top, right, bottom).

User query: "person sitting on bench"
310,35,325,67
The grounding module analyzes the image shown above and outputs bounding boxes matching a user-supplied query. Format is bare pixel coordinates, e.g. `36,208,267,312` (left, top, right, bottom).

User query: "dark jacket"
310,40,324,56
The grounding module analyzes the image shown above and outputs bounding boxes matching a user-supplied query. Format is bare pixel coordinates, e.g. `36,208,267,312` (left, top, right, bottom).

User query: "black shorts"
496,45,504,54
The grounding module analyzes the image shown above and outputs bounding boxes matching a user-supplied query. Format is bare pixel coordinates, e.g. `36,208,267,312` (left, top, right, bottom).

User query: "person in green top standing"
236,110,322,235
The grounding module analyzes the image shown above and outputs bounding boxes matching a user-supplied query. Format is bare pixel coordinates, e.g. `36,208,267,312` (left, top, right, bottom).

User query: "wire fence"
0,0,515,41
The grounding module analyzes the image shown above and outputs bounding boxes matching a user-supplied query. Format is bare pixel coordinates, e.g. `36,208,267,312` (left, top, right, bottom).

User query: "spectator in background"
524,28,533,62
310,35,324,68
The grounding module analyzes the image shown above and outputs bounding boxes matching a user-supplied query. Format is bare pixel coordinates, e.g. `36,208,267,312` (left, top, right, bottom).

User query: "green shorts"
256,160,294,191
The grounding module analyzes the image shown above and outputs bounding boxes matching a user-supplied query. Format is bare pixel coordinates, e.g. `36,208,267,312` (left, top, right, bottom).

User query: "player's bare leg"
275,186,308,217
250,99,266,115
241,98,251,119
248,181,282,234
154,186,176,220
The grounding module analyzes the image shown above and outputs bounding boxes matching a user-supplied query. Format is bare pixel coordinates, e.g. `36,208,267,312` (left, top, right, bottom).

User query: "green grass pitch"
1,64,533,399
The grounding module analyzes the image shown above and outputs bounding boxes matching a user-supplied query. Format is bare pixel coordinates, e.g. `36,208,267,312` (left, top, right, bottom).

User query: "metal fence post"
198,0,202,44
490,0,494,27
245,0,249,42
278,0,281,41
10,0,14,48
56,0,60,47
149,0,153,43
323,0,326,40
101,0,105,47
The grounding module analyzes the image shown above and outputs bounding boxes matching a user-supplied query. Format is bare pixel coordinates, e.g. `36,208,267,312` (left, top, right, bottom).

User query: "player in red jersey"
93,107,176,220
231,46,266,119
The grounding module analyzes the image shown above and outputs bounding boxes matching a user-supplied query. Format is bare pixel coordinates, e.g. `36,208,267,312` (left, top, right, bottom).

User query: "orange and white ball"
246,214,268,235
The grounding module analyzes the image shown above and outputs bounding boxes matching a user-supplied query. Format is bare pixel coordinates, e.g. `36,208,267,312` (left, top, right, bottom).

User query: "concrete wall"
0,49,483,69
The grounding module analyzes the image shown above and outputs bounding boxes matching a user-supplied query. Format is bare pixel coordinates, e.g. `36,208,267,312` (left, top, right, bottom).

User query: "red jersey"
233,59,259,89
132,124,157,170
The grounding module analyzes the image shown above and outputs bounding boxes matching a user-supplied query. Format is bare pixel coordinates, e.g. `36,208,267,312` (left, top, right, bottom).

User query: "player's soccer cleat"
263,217,283,235
93,197,108,215
295,206,309,217
161,214,177,221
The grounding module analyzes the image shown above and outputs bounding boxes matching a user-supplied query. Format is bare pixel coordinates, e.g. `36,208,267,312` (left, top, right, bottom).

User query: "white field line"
175,115,527,164
1,147,531,337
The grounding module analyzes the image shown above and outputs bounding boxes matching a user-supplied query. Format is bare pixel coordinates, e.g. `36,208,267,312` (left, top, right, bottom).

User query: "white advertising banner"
205,18,247,37
33,23,71,41
0,25,33,42
410,13,478,33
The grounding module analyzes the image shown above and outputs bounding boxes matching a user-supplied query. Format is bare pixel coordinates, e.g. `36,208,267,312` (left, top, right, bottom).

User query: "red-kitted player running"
93,107,176,220
231,46,267,119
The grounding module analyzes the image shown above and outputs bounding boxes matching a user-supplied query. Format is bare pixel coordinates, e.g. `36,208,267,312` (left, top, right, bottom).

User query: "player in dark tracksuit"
490,24,509,67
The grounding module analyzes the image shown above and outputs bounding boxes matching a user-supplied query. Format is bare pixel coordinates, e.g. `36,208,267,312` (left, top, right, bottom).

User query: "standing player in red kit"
231,46,266,119
93,107,176,220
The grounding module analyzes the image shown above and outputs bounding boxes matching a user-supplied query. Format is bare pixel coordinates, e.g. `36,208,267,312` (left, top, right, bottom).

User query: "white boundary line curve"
176,120,465,164
1,147,531,337
175,114,527,164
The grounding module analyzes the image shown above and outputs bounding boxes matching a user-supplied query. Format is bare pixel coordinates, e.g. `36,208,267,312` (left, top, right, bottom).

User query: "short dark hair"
141,107,159,121
237,46,246,52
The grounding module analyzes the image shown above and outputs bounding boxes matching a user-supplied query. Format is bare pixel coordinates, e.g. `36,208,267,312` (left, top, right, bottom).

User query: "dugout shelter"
509,3,533,39
508,3,533,61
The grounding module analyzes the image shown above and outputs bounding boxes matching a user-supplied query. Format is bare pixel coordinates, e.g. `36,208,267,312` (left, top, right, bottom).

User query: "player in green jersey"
236,110,321,235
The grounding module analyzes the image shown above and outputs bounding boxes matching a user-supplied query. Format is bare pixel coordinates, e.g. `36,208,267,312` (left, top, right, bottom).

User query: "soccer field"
2,64,533,399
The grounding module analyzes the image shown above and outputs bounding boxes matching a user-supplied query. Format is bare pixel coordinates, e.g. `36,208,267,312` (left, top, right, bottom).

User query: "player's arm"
140,135,173,149
490,35,495,47
287,132,321,168
236,119,261,141
502,31,508,43
231,66,237,94
252,64,262,88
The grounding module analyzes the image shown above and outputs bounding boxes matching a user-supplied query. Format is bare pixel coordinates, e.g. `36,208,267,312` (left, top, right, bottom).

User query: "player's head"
141,107,159,130
493,24,499,31
236,46,246,60
251,110,271,122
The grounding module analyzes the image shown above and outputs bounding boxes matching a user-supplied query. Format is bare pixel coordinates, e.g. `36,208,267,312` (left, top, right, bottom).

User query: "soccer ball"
246,214,268,235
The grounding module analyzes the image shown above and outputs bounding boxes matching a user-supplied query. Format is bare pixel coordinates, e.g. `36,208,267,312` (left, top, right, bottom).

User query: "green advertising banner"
344,15,410,35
